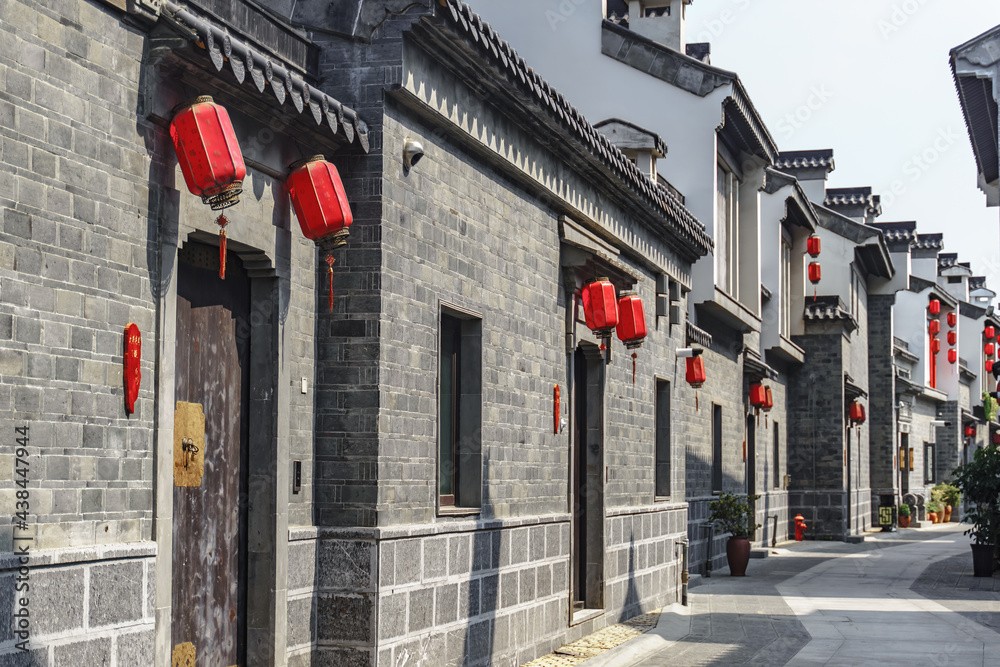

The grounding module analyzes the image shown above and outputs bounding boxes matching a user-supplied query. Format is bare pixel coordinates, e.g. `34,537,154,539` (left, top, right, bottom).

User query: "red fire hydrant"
794,514,808,541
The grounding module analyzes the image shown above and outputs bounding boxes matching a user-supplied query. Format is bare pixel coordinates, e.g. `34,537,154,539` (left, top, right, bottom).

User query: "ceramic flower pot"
928,512,938,524
899,516,911,528
726,536,751,577
944,505,952,523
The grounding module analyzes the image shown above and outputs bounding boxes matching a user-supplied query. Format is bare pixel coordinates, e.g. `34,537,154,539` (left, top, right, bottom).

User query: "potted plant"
943,484,962,523
708,492,761,577
931,483,962,522
898,502,911,528
926,500,942,524
953,446,1000,576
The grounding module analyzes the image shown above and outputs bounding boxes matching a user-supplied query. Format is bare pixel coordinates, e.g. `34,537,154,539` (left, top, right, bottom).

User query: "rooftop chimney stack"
627,0,692,53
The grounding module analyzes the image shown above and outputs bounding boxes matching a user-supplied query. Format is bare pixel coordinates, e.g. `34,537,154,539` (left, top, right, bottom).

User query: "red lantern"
124,323,141,415
993,432,1000,446
287,156,354,311
808,262,821,284
928,299,941,315
749,382,766,409
930,338,941,354
849,401,866,424
170,96,247,279
988,360,995,373
807,235,821,258
987,326,996,340
582,279,619,340
763,387,774,412
929,320,941,335
616,293,647,347
686,355,706,389
947,331,957,346
948,349,957,364
965,425,976,438
988,343,996,356
947,312,957,328
616,292,647,383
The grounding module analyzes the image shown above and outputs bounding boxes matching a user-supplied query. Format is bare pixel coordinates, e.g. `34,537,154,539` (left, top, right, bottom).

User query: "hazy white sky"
684,0,1000,287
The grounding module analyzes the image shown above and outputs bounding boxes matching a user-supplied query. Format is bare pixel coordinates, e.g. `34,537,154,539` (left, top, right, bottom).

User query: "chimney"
626,0,692,53
823,187,882,225
774,149,835,205
686,42,711,64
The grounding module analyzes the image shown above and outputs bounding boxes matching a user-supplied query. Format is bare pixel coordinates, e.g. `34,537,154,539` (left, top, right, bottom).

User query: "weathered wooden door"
172,243,250,667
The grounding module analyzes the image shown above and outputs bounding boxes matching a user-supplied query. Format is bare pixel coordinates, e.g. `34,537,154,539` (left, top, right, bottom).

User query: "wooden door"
172,243,250,666
572,348,588,610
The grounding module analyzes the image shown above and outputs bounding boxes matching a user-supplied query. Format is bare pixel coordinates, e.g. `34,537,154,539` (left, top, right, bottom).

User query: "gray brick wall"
868,294,897,497
904,395,943,516
0,547,154,662
289,9,698,664
789,330,847,538
0,0,156,551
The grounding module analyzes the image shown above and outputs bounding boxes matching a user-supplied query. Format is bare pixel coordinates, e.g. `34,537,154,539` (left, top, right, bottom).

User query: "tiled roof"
951,26,1000,186
971,276,988,291
606,0,629,26
804,296,857,327
686,43,711,63
914,233,944,250
869,221,916,245
775,150,835,172
686,321,713,348
433,0,713,256
824,187,881,213
594,118,669,158
161,0,369,150
938,253,959,269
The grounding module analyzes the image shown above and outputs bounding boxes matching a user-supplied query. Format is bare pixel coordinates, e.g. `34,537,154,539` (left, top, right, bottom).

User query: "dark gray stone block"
408,587,433,633
89,561,143,627
317,593,373,643
286,596,314,647
318,539,372,591
116,631,154,667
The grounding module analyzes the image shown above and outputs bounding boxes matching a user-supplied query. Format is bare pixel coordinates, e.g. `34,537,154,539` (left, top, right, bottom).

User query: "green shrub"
708,492,761,537
953,446,1000,545
898,503,911,518
932,482,962,508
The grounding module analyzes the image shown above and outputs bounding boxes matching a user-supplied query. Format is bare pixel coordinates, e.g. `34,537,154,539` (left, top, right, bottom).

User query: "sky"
683,0,1000,288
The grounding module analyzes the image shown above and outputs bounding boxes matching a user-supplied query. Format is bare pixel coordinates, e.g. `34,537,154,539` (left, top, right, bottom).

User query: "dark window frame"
655,379,671,499
924,442,935,485
712,404,723,493
437,304,483,513
773,421,781,489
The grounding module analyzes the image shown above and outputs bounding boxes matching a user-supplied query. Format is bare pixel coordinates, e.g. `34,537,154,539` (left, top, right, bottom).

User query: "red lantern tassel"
632,352,637,385
326,254,336,312
217,214,228,280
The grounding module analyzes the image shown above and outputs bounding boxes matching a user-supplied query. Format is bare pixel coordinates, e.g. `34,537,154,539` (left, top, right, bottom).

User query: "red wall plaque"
124,323,141,414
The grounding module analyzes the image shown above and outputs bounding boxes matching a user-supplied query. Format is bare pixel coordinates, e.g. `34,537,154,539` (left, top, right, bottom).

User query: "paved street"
599,524,1000,667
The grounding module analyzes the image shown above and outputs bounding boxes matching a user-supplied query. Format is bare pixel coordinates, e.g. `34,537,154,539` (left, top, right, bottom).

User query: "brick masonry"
0,545,155,663
868,294,897,507
0,0,324,662
0,0,157,554
282,7,700,663
286,507,685,667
